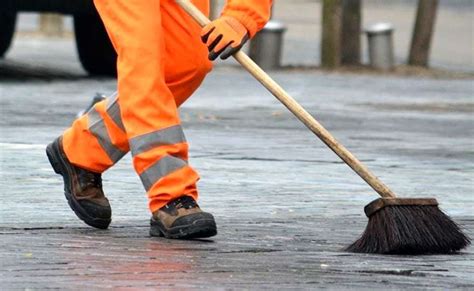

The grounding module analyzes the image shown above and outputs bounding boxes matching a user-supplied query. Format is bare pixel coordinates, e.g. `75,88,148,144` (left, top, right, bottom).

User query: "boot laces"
173,196,197,210
80,169,103,188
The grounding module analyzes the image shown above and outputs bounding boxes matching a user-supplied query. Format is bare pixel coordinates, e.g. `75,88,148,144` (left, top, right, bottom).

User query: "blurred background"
1,0,473,77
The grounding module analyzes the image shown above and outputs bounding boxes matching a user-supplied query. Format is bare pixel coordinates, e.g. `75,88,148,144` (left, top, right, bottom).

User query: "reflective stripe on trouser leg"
130,125,189,192
139,155,188,191
61,94,129,172
128,124,197,212
129,125,186,156
129,124,195,211
87,108,126,163
105,92,126,132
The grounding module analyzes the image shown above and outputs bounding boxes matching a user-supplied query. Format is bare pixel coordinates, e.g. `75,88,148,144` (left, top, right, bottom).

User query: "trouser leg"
161,0,212,107
62,0,212,213
62,92,128,172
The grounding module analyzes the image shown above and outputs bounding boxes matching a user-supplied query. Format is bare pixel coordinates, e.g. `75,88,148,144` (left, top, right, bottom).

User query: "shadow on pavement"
0,59,114,81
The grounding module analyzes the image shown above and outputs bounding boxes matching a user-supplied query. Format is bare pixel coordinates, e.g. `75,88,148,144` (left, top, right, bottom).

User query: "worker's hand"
201,16,249,61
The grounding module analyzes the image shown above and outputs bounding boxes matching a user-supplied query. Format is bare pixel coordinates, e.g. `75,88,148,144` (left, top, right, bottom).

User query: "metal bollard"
39,14,64,37
248,20,286,70
364,23,395,70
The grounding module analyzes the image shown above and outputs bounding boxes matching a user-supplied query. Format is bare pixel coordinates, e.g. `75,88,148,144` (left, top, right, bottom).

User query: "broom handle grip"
176,0,396,199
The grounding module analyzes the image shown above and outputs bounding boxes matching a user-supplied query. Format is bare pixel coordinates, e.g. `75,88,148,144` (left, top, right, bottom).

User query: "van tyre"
73,10,117,76
0,12,16,58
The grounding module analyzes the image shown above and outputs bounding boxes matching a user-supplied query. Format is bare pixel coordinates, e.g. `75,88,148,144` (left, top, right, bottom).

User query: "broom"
176,0,471,254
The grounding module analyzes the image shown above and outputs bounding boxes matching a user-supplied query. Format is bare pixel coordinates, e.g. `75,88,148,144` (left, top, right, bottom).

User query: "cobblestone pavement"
1,38,473,288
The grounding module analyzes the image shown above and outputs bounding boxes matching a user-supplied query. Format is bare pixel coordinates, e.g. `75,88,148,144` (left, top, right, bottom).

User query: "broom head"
345,198,471,254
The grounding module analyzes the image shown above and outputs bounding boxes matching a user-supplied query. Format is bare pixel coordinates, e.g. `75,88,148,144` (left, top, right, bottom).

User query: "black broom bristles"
345,205,471,254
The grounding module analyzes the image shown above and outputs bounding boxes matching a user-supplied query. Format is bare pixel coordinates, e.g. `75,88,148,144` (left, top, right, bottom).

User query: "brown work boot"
46,137,111,229
150,196,217,239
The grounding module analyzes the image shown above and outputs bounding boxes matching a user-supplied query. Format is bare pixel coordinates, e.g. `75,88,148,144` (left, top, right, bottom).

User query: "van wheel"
73,11,116,76
0,12,17,58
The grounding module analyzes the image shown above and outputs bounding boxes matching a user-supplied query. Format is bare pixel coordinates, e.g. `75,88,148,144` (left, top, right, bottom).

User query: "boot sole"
150,214,217,239
46,139,111,230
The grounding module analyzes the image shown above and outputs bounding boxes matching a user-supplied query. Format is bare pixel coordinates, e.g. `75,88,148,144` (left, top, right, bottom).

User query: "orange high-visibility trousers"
62,0,212,213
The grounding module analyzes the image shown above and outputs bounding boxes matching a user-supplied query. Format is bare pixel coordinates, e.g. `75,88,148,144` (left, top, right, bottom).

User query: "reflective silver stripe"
88,108,126,163
106,92,126,132
129,125,186,156
139,155,188,191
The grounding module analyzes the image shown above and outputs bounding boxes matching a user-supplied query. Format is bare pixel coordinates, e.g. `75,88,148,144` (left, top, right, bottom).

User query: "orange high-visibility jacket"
222,0,273,37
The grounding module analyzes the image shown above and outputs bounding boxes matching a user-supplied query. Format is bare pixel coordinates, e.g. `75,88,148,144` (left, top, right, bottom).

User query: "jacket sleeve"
221,0,273,38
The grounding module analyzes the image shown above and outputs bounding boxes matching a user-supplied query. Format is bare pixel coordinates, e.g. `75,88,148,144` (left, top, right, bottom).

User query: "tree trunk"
341,0,361,65
321,0,342,69
408,0,438,66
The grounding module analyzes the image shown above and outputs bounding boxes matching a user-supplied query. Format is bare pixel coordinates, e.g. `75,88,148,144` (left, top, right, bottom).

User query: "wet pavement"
1,30,474,290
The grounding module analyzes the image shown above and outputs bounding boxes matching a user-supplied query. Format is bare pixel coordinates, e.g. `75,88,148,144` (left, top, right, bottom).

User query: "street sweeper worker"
46,0,272,238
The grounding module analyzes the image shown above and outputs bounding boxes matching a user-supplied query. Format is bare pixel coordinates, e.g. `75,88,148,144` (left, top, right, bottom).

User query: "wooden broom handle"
176,0,397,199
